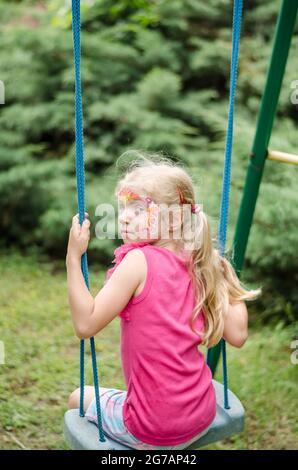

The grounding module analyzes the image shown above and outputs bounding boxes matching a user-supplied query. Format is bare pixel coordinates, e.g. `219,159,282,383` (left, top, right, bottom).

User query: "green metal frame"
208,0,298,375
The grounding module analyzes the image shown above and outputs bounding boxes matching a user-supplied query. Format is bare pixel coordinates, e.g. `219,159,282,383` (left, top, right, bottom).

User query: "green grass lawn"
0,252,297,450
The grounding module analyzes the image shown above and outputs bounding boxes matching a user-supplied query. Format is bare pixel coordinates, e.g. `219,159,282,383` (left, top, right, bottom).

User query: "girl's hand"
67,212,90,260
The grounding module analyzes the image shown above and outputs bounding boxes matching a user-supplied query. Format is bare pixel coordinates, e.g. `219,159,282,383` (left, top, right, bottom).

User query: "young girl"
66,154,261,450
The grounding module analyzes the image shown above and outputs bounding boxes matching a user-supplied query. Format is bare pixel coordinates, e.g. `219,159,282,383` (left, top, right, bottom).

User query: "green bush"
0,0,297,322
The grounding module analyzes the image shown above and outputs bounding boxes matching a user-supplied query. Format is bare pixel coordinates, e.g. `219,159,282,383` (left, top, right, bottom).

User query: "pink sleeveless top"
106,241,216,446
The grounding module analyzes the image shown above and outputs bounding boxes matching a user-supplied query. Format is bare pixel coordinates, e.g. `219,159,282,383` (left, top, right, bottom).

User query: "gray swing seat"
64,380,245,450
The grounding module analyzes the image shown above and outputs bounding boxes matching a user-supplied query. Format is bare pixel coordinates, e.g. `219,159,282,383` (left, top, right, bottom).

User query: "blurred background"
0,0,297,450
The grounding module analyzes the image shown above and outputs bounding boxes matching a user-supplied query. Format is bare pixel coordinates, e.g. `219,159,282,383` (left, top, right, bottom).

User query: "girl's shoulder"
113,241,151,264
105,242,151,282
107,241,189,282
113,242,187,265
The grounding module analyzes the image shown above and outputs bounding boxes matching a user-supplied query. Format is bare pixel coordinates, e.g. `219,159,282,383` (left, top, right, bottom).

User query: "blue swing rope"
71,0,106,442
71,0,242,437
207,0,243,409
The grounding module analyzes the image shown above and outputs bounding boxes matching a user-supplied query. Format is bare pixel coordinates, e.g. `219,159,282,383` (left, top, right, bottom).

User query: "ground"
0,252,297,450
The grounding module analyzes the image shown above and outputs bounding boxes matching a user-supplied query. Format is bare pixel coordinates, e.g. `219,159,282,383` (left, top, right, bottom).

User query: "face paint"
117,188,141,204
145,203,159,231
117,187,159,238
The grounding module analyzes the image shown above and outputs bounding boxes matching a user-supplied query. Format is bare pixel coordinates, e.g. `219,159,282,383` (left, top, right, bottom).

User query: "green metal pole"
233,0,298,276
208,0,298,375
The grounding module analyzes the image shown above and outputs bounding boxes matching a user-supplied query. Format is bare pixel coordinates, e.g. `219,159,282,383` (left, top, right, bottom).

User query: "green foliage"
0,0,297,321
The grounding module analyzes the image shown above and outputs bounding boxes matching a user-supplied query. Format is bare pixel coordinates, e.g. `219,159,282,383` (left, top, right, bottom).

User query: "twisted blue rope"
218,0,243,409
72,0,242,434
71,0,106,442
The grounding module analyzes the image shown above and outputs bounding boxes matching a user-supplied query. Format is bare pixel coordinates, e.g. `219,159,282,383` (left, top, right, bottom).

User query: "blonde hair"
115,150,262,347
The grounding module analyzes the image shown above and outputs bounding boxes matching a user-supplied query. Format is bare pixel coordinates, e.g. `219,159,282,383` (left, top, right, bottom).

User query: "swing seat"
64,380,245,450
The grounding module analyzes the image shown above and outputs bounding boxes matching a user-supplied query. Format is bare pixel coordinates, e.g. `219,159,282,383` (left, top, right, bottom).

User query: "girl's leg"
68,385,110,412
82,387,146,448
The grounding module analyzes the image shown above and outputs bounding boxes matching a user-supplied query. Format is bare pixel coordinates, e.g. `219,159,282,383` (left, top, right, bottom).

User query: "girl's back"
108,241,216,446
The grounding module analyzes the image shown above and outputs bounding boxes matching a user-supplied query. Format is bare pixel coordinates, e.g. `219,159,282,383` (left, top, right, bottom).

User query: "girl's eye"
134,206,145,215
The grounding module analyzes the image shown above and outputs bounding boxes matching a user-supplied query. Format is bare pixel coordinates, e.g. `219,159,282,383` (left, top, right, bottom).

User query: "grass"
0,252,297,450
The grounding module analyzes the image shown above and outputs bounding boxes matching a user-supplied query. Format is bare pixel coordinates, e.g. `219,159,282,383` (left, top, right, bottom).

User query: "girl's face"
117,188,160,243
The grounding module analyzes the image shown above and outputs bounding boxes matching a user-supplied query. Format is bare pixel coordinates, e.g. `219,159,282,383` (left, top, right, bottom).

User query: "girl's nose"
119,207,133,224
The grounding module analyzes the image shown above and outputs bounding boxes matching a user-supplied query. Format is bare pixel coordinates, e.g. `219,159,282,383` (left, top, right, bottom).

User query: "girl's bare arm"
66,249,145,339
223,301,248,348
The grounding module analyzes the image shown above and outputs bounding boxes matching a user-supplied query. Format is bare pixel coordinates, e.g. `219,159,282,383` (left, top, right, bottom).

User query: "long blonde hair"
115,150,262,347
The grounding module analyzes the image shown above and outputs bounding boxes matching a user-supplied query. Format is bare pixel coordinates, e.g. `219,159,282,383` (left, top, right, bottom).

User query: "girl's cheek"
128,214,147,235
